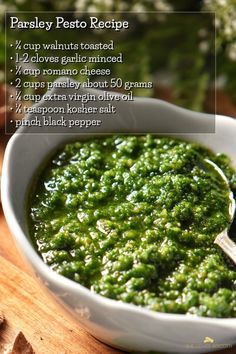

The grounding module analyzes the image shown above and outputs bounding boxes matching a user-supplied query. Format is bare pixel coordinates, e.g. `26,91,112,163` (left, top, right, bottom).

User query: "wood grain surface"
0,253,122,354
0,134,235,354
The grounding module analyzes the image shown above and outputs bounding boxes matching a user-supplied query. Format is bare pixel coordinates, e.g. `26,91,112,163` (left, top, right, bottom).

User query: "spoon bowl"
202,159,236,264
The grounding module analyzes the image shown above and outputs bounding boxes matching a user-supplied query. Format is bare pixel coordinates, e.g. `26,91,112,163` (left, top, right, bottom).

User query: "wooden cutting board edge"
0,254,122,354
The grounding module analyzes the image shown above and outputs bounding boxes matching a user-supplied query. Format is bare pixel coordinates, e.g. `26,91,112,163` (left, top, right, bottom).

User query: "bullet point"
10,69,13,72
10,95,14,98
10,120,13,123
10,57,13,60
10,44,13,47
10,107,13,111
10,82,13,85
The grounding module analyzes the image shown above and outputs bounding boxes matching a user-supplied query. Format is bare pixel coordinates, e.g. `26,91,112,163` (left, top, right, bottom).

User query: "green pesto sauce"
29,135,236,318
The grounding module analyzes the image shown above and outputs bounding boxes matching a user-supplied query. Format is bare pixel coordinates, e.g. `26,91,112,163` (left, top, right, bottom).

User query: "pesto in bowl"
29,135,236,318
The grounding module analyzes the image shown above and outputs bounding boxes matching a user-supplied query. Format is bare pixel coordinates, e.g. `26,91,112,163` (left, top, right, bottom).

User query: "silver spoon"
203,159,236,264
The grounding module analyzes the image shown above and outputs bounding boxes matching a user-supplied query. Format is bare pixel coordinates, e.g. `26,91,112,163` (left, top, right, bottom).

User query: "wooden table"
0,134,235,354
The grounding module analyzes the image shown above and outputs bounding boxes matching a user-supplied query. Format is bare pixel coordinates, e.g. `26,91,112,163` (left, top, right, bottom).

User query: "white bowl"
1,78,236,353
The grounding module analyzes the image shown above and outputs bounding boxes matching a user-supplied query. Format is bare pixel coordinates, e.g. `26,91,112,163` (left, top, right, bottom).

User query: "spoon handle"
214,231,236,265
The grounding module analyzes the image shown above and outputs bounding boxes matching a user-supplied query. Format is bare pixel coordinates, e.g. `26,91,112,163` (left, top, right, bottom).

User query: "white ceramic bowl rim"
2,77,236,346
2,115,236,330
